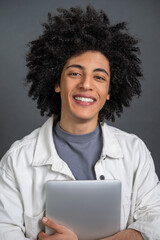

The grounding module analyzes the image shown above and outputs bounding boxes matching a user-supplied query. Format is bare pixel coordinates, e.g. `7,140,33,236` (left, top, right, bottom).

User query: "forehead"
64,51,110,70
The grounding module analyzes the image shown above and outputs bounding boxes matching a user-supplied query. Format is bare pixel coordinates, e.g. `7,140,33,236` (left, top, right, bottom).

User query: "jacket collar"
32,117,74,177
32,117,55,167
32,117,123,168
100,122,123,159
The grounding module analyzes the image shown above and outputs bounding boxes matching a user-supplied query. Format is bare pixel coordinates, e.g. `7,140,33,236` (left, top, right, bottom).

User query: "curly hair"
25,5,142,122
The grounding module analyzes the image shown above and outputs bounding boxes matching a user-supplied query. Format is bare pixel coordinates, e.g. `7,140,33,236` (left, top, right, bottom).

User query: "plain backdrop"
0,0,160,177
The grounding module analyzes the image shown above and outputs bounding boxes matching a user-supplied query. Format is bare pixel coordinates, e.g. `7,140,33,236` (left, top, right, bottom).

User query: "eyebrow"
93,68,109,76
66,64,109,76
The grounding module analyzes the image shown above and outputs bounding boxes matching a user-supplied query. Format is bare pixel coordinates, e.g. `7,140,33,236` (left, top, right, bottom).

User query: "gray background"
0,0,160,177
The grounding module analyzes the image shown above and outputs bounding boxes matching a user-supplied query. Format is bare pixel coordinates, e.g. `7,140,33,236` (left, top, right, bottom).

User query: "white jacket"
0,117,160,240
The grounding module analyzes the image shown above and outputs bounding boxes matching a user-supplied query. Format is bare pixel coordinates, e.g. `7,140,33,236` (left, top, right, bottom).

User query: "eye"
94,75,105,81
68,72,81,77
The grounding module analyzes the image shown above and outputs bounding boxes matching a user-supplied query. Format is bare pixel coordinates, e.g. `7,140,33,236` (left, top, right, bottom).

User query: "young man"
0,6,160,240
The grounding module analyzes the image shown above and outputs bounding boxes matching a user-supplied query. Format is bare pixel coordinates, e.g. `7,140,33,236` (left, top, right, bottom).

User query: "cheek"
99,88,110,101
60,83,74,101
64,81,77,95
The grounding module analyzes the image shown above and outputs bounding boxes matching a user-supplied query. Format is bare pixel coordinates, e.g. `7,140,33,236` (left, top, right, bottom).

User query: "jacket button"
100,175,105,180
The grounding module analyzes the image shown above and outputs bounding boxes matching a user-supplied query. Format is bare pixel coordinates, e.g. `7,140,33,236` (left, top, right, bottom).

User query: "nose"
78,75,93,90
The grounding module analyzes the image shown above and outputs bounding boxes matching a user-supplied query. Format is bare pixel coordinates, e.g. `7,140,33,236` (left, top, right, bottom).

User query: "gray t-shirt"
53,123,103,180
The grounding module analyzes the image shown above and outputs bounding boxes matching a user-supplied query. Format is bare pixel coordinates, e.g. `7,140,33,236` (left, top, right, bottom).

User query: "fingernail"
42,217,48,222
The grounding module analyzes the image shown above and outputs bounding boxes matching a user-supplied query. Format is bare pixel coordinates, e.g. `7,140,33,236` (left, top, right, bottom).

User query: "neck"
59,118,98,135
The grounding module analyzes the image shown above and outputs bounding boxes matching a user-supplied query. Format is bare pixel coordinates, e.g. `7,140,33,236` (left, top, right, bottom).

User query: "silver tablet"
45,180,121,240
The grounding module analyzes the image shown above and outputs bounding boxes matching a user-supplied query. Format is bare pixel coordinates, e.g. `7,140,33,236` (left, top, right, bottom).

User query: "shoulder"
102,121,150,156
102,121,141,141
101,122,154,173
0,127,40,169
0,117,53,171
11,128,39,152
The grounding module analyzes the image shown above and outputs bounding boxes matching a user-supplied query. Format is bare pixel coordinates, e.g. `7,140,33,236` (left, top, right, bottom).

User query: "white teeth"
74,97,94,102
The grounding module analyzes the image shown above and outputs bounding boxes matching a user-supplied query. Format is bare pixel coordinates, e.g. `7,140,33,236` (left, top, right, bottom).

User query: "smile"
74,97,94,103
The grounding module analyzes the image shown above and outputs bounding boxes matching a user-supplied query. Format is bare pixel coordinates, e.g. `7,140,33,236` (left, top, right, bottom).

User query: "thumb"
42,217,67,233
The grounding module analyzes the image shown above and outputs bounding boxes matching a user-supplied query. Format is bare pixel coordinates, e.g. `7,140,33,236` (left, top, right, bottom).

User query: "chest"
18,157,135,239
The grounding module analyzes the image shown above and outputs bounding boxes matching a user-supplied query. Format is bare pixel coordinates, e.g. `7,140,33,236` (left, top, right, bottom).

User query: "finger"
42,217,66,233
38,231,48,240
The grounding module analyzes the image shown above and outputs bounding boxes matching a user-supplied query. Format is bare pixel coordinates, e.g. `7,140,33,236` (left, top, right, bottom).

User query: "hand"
38,217,78,240
100,229,143,240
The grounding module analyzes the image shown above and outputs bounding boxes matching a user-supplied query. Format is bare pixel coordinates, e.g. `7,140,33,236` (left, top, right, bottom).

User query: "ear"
54,83,61,93
106,82,111,100
106,93,110,100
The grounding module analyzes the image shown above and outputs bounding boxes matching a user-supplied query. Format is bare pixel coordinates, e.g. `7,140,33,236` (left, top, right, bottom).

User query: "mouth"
73,95,96,105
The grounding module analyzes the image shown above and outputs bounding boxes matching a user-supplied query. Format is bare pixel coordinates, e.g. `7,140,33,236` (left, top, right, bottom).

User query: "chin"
73,114,97,122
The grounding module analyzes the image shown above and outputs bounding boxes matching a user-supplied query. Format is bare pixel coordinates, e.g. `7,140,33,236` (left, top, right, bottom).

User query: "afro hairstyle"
25,5,142,122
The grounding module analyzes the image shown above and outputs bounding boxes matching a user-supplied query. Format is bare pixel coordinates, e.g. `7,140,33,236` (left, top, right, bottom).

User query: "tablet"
45,180,121,240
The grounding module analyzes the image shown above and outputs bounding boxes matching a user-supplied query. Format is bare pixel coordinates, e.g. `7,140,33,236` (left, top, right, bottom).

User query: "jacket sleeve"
127,140,160,240
0,154,30,240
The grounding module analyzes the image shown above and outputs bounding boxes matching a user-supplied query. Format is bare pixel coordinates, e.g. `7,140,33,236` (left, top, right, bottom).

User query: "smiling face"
55,51,110,133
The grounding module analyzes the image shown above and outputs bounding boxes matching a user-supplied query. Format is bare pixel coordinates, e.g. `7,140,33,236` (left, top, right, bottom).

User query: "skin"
38,218,78,240
38,51,143,240
54,51,110,134
38,217,143,240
